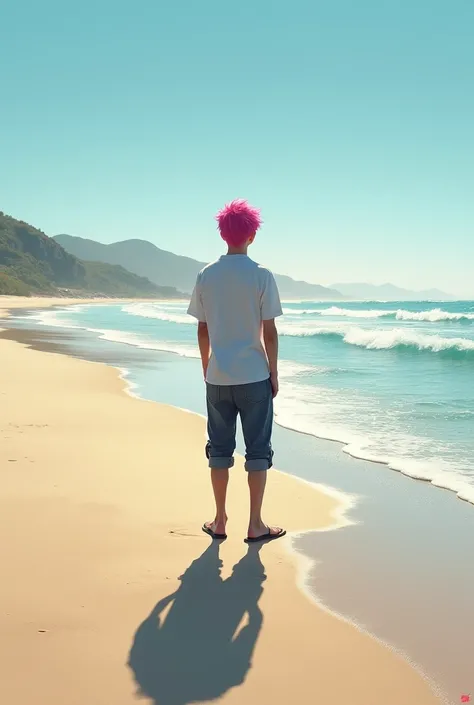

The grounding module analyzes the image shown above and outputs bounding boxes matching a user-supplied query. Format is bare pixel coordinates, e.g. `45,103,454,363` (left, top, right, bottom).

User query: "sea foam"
122,302,194,325
342,327,474,354
279,322,474,356
29,309,201,358
275,383,474,506
287,306,474,322
394,308,474,322
320,306,389,318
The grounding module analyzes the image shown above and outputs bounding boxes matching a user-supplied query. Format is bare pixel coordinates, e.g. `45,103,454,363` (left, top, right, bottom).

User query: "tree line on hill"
0,212,182,298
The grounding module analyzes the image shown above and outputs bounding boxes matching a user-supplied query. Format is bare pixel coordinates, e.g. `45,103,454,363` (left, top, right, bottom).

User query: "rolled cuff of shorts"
209,456,235,469
245,458,271,472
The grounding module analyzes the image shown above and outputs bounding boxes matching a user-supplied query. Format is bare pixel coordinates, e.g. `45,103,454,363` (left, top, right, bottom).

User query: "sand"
0,298,444,705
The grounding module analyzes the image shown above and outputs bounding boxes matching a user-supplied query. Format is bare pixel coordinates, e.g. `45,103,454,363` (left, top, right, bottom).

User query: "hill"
330,282,453,301
54,235,344,300
0,212,181,298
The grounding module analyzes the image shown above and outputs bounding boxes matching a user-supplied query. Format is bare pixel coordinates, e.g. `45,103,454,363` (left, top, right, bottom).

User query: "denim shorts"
205,378,274,472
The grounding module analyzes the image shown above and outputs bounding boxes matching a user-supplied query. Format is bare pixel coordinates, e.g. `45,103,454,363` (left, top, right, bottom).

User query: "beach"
0,296,446,705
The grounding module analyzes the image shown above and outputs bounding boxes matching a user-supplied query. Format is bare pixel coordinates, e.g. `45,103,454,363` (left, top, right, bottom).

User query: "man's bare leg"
247,470,283,539
204,468,229,535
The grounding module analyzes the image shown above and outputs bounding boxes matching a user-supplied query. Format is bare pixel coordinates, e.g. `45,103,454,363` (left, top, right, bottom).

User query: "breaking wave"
394,308,474,322
285,306,474,322
122,303,194,325
279,324,474,357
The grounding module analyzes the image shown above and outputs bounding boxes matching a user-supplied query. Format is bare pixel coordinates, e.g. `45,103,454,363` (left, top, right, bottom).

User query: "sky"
1,1,473,296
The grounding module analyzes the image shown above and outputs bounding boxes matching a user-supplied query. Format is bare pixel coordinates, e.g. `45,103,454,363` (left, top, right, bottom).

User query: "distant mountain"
54,235,344,300
330,282,453,301
0,211,182,298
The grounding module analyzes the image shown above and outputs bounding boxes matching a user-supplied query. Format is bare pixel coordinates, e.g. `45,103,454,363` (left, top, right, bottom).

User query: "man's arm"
263,318,279,398
197,321,211,380
260,270,282,398
188,272,209,379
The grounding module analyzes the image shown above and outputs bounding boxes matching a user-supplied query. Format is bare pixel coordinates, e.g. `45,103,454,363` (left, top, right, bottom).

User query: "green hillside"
0,211,181,298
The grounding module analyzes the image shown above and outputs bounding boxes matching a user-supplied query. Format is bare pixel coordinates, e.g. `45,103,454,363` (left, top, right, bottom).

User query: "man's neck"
226,247,248,256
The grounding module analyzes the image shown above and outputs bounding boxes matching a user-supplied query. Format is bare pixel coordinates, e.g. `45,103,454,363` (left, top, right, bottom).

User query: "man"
187,199,285,543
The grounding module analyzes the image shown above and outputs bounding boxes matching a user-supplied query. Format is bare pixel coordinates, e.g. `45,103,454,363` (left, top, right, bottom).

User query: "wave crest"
282,307,324,315
280,324,474,357
395,308,474,322
284,306,474,323
122,303,194,325
342,327,474,354
320,306,389,318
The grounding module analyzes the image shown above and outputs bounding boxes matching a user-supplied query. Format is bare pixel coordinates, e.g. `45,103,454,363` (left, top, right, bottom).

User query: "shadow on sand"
128,542,266,705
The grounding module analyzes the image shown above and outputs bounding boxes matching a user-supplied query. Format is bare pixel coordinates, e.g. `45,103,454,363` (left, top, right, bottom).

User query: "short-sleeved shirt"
187,255,283,386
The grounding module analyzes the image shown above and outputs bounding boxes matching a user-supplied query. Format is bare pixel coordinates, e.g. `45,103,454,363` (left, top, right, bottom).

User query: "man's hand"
270,373,279,399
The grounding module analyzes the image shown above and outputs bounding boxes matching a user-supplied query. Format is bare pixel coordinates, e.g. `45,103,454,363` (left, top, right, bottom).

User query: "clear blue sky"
1,1,473,296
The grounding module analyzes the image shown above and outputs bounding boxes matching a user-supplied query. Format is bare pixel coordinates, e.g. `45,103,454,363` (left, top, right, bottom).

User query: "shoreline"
0,300,446,704
7,296,474,507
116,366,358,535
0,295,191,319
275,416,474,506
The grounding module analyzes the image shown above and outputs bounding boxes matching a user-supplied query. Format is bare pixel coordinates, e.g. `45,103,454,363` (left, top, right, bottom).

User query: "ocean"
25,298,474,506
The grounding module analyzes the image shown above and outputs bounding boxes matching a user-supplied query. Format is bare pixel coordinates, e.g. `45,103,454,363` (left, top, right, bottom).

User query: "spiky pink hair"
215,199,262,247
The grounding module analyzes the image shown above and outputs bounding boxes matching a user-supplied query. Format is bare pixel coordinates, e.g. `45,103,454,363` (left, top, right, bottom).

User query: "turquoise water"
29,299,474,504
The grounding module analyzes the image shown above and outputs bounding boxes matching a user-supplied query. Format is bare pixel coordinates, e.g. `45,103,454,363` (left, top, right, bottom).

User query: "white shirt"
187,255,283,385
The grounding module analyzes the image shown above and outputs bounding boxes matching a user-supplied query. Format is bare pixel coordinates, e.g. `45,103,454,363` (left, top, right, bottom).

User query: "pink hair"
215,199,262,247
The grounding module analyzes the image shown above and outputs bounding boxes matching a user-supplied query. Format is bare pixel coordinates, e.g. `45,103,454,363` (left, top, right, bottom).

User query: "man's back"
189,199,285,543
188,254,282,386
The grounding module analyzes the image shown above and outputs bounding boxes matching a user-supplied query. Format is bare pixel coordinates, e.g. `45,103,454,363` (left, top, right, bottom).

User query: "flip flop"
244,528,286,544
202,524,227,540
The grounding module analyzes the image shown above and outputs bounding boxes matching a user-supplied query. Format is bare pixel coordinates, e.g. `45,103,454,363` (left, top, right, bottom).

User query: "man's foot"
202,518,227,540
245,523,286,543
